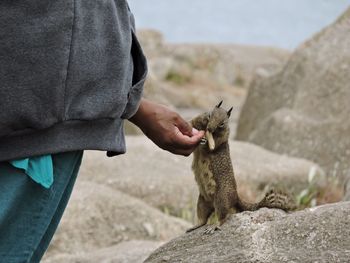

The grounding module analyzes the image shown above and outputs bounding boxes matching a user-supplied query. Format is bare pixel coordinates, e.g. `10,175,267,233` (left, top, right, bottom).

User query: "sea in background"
127,0,349,49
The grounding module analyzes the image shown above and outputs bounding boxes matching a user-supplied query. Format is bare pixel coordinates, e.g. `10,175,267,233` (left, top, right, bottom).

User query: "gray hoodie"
0,0,147,162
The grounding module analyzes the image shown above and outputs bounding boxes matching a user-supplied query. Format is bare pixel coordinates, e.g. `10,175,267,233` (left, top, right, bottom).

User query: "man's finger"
172,128,205,149
173,115,193,136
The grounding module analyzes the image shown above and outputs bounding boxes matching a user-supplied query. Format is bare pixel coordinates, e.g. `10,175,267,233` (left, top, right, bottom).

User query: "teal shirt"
10,155,54,189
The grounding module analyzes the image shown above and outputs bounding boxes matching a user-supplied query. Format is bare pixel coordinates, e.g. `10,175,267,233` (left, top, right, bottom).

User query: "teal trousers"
0,151,83,263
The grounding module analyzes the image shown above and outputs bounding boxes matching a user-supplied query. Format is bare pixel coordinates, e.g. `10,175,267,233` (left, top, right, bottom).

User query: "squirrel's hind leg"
203,211,230,235
203,193,233,235
186,194,214,233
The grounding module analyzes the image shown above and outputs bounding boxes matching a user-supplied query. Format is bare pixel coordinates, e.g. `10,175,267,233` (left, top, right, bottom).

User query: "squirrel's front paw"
200,137,207,145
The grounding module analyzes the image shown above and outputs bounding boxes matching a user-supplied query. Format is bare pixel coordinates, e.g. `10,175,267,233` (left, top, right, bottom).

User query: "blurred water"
127,0,349,49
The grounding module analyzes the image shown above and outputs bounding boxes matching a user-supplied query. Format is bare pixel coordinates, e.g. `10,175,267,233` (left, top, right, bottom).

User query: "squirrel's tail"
237,189,296,212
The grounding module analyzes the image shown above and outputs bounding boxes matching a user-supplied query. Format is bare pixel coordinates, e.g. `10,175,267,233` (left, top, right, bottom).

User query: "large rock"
236,8,350,183
79,136,325,218
80,138,198,220
42,240,162,263
231,139,325,200
145,202,350,263
44,181,190,258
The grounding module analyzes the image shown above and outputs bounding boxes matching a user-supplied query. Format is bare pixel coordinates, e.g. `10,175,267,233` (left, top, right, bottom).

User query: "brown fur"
187,102,296,233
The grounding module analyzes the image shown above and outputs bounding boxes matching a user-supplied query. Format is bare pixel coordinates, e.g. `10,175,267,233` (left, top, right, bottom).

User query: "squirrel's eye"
219,122,225,128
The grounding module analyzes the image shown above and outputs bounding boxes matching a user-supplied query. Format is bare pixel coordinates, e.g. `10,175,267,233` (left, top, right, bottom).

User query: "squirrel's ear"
227,107,233,117
216,100,223,108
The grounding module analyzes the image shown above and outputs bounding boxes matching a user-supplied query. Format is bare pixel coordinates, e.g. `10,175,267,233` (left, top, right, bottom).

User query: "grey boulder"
146,202,350,263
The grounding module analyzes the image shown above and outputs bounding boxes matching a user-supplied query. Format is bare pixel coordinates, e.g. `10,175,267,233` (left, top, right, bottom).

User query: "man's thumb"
174,116,193,136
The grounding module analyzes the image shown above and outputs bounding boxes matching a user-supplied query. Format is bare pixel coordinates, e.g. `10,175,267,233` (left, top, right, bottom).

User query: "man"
0,1,204,262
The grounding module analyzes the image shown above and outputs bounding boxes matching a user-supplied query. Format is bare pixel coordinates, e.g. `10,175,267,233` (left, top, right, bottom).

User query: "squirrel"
187,101,296,234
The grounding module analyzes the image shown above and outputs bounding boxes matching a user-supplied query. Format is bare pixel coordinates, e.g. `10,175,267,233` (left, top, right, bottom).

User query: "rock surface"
43,181,190,258
42,240,162,263
145,202,350,263
236,8,350,183
79,136,325,216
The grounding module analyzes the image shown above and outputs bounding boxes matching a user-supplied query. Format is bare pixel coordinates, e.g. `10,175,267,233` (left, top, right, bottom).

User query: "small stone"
143,222,156,237
162,255,171,261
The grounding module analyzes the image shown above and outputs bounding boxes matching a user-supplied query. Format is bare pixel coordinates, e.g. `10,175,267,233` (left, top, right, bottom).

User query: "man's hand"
129,99,204,156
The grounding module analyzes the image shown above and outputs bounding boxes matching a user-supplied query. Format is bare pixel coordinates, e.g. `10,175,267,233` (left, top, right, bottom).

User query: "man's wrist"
128,98,146,127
